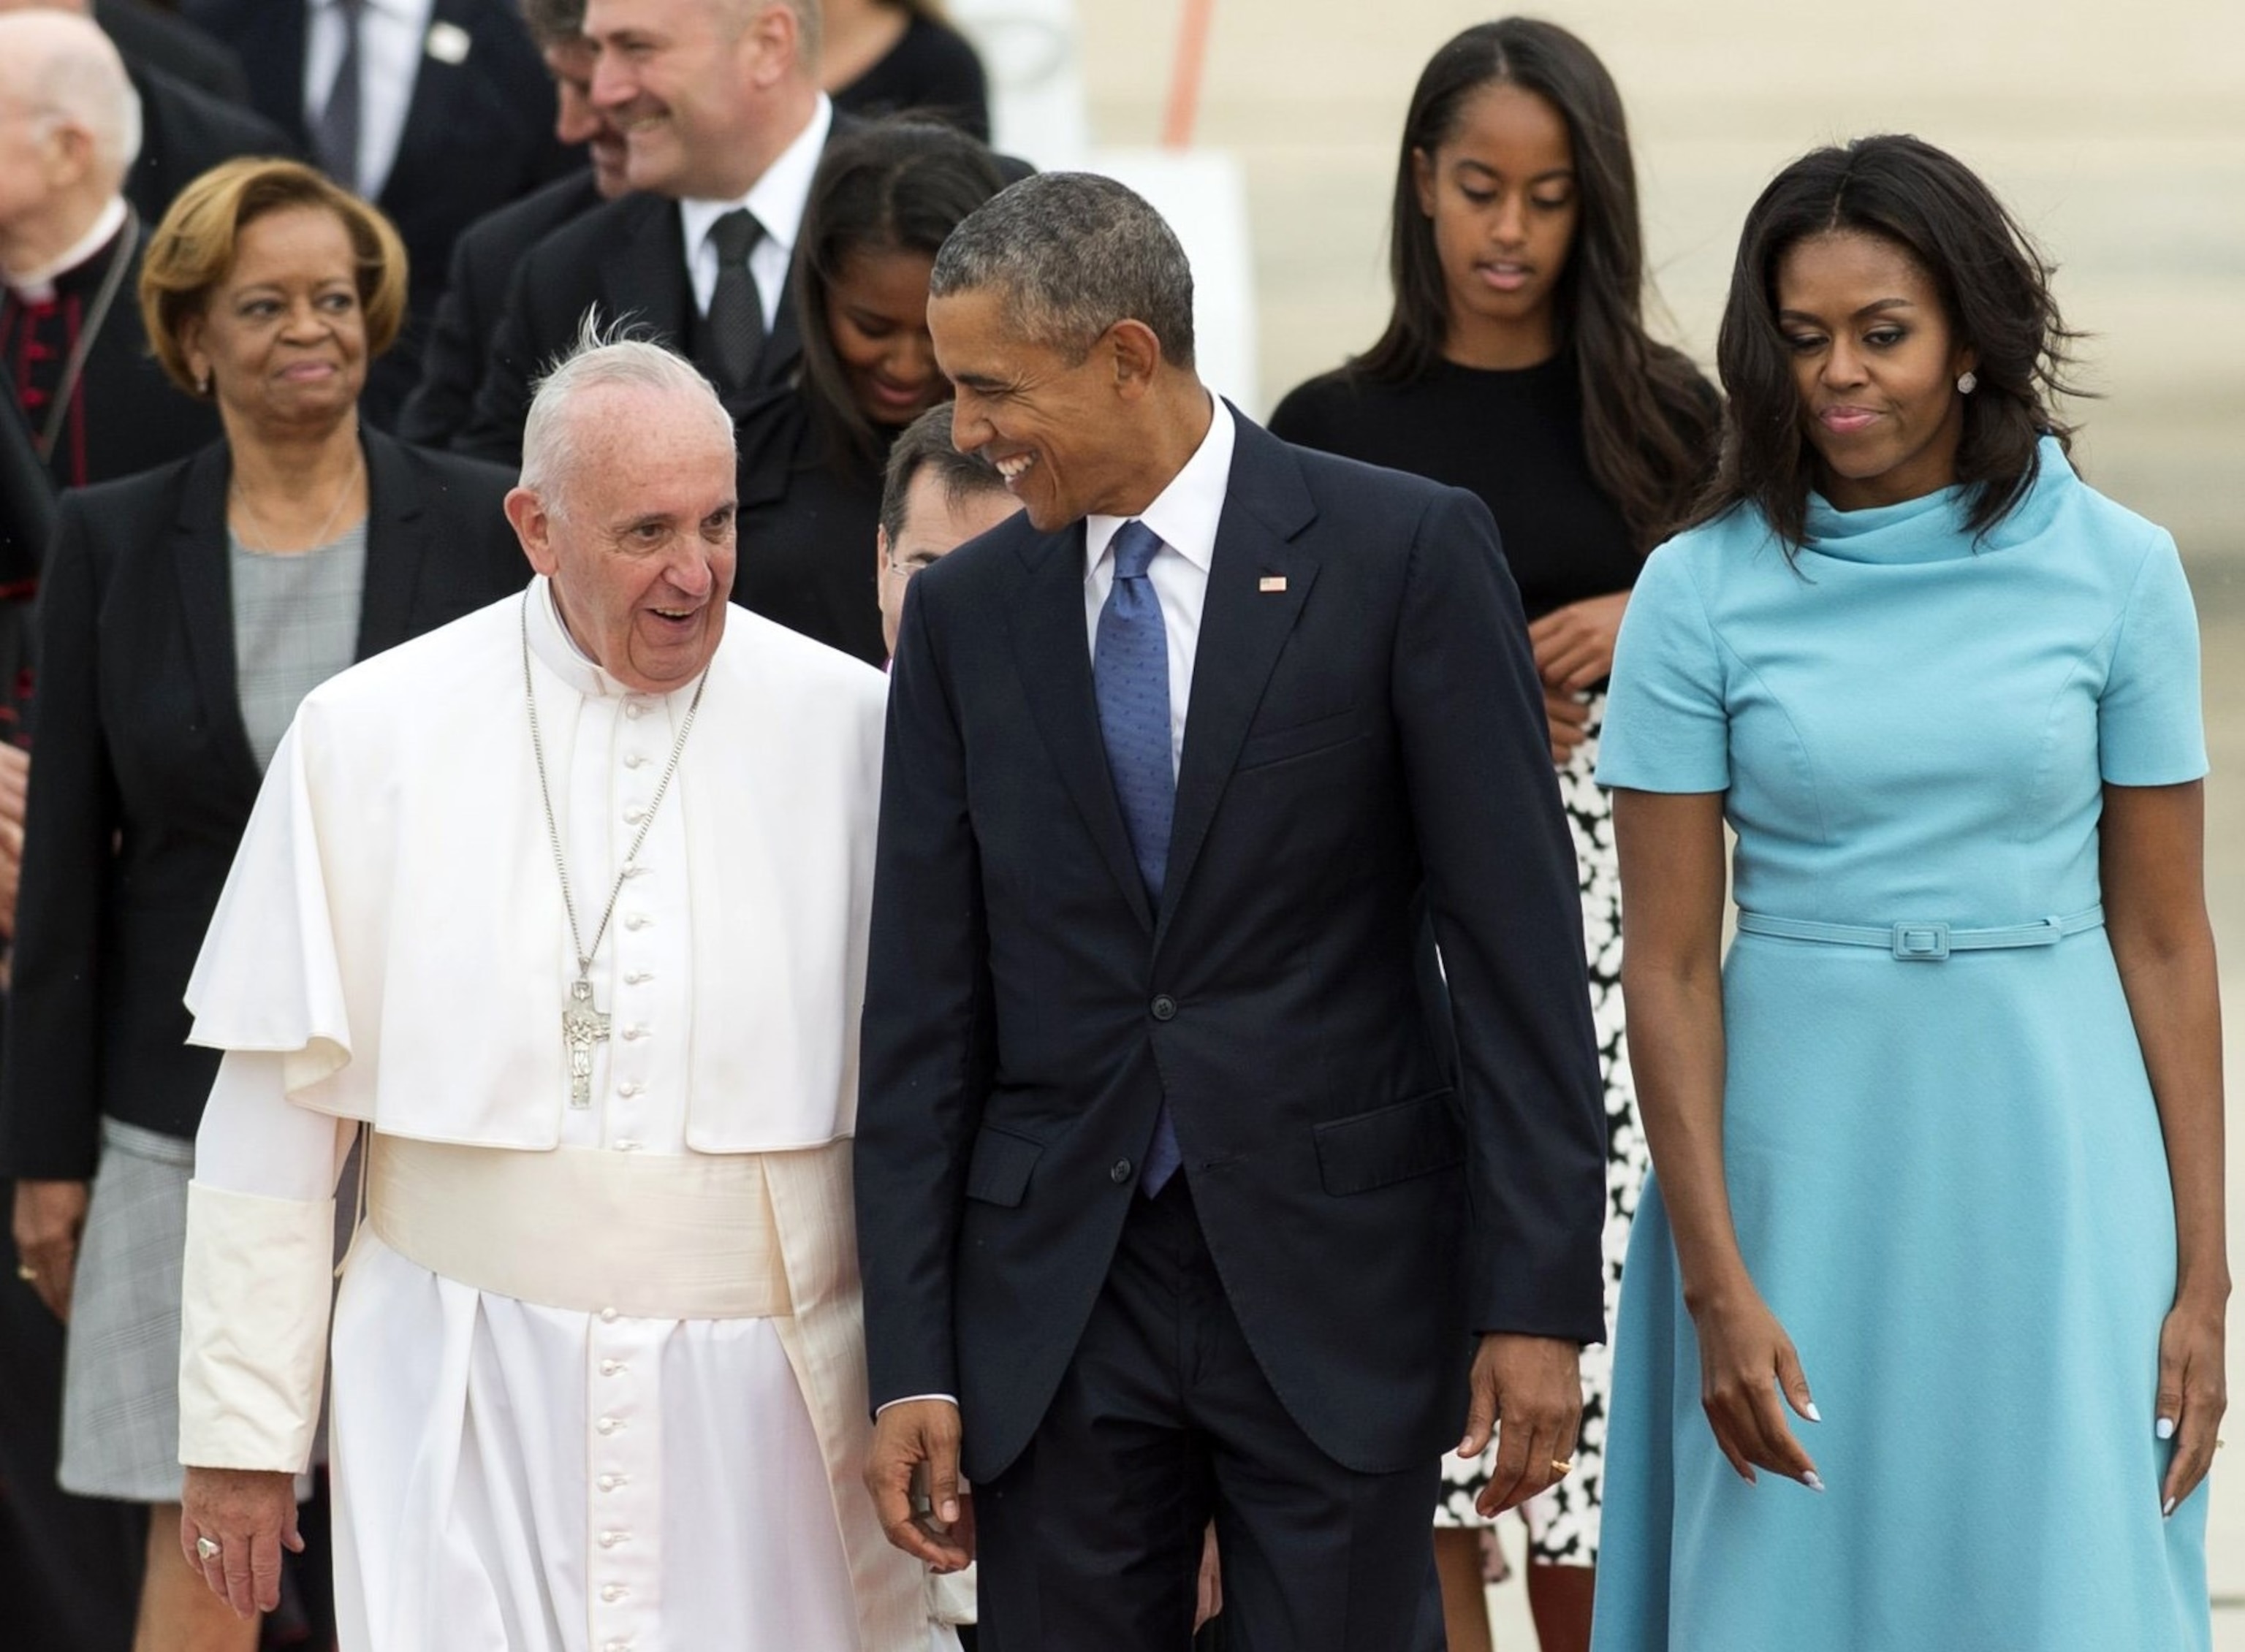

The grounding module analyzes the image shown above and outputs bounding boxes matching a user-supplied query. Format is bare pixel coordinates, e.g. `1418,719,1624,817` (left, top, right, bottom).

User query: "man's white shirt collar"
4,196,129,304
1084,393,1235,576
678,94,833,281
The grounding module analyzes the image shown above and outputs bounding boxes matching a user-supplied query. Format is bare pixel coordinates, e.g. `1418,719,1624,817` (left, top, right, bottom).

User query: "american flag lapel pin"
1258,575,1287,593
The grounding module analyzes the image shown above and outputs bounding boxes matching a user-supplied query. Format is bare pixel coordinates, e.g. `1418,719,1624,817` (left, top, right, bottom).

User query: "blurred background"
959,0,2244,1638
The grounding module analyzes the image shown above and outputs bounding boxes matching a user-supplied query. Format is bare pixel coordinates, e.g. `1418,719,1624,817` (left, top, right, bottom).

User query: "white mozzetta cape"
184,584,884,1150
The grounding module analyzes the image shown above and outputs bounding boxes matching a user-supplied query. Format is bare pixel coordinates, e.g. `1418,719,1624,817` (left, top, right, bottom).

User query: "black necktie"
312,0,366,195
702,208,767,391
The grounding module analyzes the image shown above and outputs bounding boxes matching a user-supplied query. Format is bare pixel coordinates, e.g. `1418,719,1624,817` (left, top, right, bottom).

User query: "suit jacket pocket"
964,1124,1046,1208
1234,709,1363,773
1313,1089,1464,1196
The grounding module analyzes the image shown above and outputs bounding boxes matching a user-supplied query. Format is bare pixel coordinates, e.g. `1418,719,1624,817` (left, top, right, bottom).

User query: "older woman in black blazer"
0,157,523,1650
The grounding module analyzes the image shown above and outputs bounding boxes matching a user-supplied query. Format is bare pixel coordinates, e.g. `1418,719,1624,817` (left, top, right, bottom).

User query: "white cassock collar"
525,575,709,707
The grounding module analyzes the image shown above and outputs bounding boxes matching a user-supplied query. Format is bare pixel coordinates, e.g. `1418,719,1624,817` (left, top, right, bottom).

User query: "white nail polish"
1804,1472,1826,1493
2156,1417,2176,1441
1804,1402,1823,1423
2163,1496,2177,1518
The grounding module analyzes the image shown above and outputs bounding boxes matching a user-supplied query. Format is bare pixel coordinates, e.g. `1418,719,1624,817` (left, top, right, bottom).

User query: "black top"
832,13,991,142
0,430,525,1175
1269,353,1642,621
96,0,252,105
731,394,886,666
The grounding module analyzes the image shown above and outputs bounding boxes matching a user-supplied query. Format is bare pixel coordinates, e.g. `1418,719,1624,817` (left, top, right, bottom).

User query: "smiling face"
1776,229,1976,511
181,204,367,436
1413,81,1579,368
506,381,738,693
544,37,631,198
929,286,1151,533
824,245,941,428
585,0,782,199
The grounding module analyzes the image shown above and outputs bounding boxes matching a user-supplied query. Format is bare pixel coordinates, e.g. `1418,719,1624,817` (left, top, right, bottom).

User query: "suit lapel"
379,0,470,209
1155,417,1320,951
604,199,691,349
353,430,426,658
1008,526,1153,932
170,447,263,797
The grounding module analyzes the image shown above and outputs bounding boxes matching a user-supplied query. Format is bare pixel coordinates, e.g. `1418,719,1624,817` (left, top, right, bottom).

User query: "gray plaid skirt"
58,1116,196,1503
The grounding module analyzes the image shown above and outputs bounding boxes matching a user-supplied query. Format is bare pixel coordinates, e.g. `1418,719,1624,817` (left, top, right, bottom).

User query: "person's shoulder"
384,433,516,499
720,609,889,712
515,191,670,308
95,0,251,104
1266,365,1384,446
300,593,522,731
460,171,603,262
58,440,220,532
897,12,985,75
131,56,289,154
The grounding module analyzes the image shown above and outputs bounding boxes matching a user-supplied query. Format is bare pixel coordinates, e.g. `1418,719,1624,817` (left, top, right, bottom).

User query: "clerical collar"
3,196,129,305
525,576,710,704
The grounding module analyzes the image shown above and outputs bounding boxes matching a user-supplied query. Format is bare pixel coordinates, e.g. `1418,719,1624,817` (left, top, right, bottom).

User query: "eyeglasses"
885,554,941,579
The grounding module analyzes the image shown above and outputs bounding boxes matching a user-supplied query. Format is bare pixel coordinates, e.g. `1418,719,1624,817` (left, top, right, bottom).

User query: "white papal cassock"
178,580,951,1652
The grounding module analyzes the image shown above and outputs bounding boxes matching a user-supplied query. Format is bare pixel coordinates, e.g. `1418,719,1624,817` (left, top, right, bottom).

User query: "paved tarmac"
1069,2,2244,1640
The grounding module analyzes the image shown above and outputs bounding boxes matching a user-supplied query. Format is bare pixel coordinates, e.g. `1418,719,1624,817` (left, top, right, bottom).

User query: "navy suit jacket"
854,409,1609,1483
184,0,577,427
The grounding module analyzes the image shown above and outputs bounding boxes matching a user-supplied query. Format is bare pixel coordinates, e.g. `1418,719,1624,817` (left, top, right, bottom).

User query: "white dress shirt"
303,0,436,201
678,95,834,331
1083,393,1236,777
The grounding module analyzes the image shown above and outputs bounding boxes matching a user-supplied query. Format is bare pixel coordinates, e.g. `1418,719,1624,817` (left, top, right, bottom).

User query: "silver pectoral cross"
561,975,609,1110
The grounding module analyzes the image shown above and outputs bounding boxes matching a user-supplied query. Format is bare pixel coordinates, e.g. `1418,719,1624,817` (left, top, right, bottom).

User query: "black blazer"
125,62,298,240
0,430,525,1180
183,0,579,427
395,169,605,449
855,412,1611,1482
97,0,252,105
450,113,861,467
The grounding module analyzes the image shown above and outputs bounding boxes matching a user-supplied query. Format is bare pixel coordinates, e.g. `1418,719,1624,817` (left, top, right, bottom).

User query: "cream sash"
367,1135,793,1320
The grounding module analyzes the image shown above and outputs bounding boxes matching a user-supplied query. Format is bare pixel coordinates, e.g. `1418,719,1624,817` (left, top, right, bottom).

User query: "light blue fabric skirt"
1592,929,2211,1650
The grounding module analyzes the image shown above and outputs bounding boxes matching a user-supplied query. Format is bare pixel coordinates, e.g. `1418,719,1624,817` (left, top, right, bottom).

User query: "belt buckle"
1891,921,1950,961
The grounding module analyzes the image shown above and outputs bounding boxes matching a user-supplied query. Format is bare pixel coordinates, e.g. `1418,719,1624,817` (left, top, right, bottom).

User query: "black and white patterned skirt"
1433,693,1647,1569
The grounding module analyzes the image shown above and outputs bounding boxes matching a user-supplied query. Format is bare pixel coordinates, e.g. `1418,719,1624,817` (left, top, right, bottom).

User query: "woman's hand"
12,1178,88,1321
1193,1521,1222,1630
1527,590,1630,694
1690,1287,1823,1490
181,1466,301,1618
1544,688,1592,766
2155,1287,2227,1517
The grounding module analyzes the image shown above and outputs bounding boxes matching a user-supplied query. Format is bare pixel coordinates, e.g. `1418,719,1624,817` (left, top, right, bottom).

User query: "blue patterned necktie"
1094,519,1182,1195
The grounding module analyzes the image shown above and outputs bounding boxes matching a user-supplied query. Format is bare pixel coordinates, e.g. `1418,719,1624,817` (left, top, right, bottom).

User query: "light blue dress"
1590,438,2212,1651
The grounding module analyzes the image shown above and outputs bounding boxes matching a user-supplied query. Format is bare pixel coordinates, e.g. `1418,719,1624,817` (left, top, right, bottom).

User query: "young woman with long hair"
1269,20,1720,1651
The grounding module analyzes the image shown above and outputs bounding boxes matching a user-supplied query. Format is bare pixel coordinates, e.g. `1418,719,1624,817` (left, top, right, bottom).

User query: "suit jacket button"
1110,1159,1133,1184
1150,994,1177,1021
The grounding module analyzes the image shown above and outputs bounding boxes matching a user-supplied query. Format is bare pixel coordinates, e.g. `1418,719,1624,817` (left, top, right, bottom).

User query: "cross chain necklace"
520,592,709,1108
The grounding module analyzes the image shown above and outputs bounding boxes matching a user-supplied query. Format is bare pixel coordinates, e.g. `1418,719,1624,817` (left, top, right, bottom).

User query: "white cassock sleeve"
178,1051,358,1474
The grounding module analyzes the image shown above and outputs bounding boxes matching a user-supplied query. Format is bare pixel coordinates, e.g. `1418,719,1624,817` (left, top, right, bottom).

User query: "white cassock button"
620,1024,647,1041
604,1641,633,1651
624,913,650,931
618,1081,642,1097
599,1529,628,1548
615,1138,640,1152
599,1307,619,1324
598,1474,626,1491
600,1359,626,1376
601,1583,628,1602
623,753,647,769
623,806,647,824
596,1415,621,1435
626,971,652,986
624,703,645,721
623,863,651,878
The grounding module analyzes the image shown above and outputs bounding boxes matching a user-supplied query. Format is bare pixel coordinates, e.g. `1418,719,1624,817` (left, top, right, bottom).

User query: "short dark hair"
1696,133,2083,553
930,172,1196,368
795,118,1012,469
519,0,586,47
879,402,1009,546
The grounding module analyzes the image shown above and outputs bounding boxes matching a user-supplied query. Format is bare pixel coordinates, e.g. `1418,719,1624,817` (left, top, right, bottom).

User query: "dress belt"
1733,903,2104,962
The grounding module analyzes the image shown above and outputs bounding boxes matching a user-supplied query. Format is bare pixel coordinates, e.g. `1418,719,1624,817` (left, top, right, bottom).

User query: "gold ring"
13,1264,34,1283
1551,1458,1574,1476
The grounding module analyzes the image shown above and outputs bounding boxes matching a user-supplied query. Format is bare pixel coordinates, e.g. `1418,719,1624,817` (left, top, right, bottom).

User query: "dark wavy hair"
1695,133,2084,552
794,118,1011,470
1358,17,1716,551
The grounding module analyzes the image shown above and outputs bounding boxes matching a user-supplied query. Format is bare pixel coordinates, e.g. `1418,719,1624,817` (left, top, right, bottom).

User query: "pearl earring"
197,370,210,397
1956,370,1978,395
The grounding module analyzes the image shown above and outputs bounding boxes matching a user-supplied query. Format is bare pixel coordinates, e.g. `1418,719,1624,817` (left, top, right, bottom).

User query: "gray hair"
930,172,1195,368
0,12,143,184
520,314,736,514
519,0,588,47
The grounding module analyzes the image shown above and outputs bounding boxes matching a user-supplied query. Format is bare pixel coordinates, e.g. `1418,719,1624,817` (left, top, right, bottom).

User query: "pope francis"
172,335,949,1651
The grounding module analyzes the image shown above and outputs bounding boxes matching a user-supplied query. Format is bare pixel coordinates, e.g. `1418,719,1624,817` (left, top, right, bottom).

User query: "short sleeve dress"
1589,438,2212,1650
